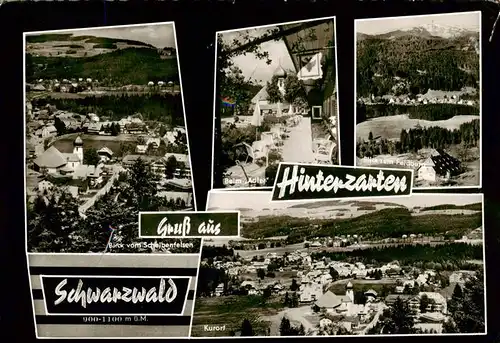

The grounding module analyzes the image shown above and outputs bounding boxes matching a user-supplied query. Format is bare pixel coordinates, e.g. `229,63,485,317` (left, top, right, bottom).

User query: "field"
191,295,283,337
27,47,179,85
356,114,480,141
26,34,156,58
51,133,137,154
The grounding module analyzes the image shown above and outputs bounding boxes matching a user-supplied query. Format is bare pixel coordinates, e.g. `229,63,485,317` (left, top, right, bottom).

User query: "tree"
27,189,80,252
290,292,299,308
280,316,305,336
447,272,485,333
379,297,417,334
266,75,284,104
110,123,120,136
241,319,254,336
452,283,463,300
329,267,339,281
263,286,272,299
83,147,100,166
284,292,290,307
419,294,431,313
290,279,299,291
284,73,307,107
279,317,292,336
159,125,167,137
121,158,162,212
257,268,266,280
368,131,373,141
54,117,66,136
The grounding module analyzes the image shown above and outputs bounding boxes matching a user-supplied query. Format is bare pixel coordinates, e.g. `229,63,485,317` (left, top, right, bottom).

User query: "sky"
356,11,480,35
219,26,295,85
207,191,482,212
59,23,176,49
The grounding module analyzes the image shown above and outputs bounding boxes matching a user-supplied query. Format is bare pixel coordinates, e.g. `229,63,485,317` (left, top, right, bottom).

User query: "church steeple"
73,135,83,163
274,58,287,95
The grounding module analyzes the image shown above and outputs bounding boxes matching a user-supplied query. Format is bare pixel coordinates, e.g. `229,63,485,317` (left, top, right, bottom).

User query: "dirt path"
282,117,314,163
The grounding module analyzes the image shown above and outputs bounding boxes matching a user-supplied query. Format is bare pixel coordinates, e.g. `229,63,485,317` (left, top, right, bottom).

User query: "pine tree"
241,319,254,336
280,317,292,336
380,297,416,334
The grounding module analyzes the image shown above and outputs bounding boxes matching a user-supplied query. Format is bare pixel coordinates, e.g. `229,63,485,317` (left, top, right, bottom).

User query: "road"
266,306,317,336
78,164,123,215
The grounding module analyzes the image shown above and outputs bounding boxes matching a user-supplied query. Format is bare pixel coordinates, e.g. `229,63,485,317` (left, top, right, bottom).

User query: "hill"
26,34,155,48
287,200,405,210
242,207,482,241
26,47,178,85
356,31,479,97
420,202,482,212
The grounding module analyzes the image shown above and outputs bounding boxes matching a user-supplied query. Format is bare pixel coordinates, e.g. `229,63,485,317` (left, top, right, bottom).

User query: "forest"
357,119,480,158
26,47,178,85
356,103,479,123
356,33,479,97
31,93,185,126
311,243,483,269
27,158,197,254
241,206,482,242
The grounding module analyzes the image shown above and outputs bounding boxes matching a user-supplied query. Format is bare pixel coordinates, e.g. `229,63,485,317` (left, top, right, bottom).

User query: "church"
314,281,355,314
250,65,299,117
32,136,100,180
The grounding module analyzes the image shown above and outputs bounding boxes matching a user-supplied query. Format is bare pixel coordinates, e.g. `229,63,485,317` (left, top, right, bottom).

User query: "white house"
135,145,147,154
97,146,114,162
41,125,57,138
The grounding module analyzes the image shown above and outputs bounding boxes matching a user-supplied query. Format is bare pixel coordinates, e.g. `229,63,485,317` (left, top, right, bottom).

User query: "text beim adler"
275,165,408,199
53,278,178,308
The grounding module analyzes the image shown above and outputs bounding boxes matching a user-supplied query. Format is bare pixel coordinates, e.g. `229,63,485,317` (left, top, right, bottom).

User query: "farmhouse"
97,146,114,162
417,149,462,182
87,123,102,134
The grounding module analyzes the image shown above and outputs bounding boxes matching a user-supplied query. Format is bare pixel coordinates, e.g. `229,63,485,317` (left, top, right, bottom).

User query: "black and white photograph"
191,190,485,337
355,12,481,189
24,23,198,254
213,16,340,189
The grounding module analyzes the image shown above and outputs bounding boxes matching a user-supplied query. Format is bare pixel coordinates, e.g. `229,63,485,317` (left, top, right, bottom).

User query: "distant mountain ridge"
358,23,478,40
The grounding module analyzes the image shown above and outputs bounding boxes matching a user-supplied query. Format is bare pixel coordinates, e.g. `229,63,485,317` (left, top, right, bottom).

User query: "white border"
39,275,191,316
138,210,241,238
23,22,199,249
269,162,414,203
23,22,202,340
188,241,204,338
353,11,482,190
199,190,487,338
210,15,342,191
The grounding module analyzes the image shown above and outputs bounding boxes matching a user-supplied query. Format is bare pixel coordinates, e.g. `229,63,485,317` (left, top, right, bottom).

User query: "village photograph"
191,191,485,337
24,23,198,254
355,12,481,189
213,16,340,189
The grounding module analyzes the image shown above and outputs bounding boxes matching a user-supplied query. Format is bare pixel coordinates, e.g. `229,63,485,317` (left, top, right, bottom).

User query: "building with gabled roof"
98,146,114,162
417,149,462,182
33,146,67,174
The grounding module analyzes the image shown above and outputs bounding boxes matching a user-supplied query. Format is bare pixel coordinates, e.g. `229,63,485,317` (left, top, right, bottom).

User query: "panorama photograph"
24,23,198,254
191,191,485,337
214,16,340,189
355,12,481,188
